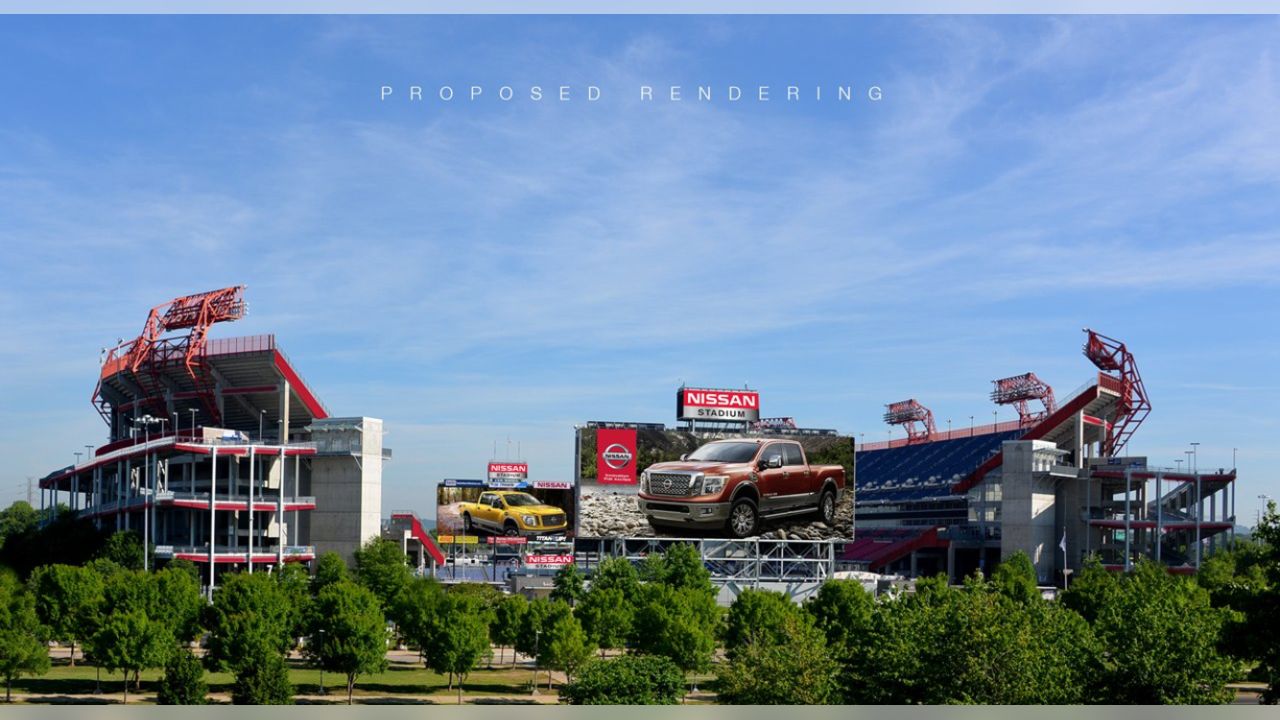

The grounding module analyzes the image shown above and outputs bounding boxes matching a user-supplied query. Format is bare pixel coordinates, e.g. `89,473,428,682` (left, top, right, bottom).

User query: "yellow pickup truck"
459,490,569,536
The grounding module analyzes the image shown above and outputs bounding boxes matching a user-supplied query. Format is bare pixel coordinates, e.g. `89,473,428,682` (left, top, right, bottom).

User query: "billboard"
487,461,529,486
677,387,761,423
436,477,575,539
577,424,854,541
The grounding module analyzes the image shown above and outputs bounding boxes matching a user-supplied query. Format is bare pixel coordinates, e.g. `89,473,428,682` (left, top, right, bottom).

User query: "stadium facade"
35,287,404,596
848,330,1238,584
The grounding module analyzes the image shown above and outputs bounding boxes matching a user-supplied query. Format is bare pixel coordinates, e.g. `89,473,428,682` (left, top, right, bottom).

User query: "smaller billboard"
525,553,574,567
596,428,638,485
487,462,529,486
436,478,575,538
677,387,761,422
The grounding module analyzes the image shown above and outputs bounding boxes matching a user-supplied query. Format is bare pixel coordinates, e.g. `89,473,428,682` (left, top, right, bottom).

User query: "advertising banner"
596,427,638,485
436,478,576,538
525,554,574,567
487,462,529,487
677,387,761,423
577,423,854,541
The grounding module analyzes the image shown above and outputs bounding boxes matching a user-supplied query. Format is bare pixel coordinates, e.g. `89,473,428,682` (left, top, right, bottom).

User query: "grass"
9,655,550,705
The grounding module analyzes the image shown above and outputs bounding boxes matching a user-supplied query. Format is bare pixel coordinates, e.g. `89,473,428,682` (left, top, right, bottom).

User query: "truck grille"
649,473,696,496
541,514,566,527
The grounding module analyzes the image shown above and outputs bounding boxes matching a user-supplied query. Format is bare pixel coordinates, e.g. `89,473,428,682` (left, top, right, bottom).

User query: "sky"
0,15,1277,525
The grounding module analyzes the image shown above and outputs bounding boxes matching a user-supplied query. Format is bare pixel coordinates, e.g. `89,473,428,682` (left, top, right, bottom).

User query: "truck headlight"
702,475,728,495
639,471,650,493
522,515,537,526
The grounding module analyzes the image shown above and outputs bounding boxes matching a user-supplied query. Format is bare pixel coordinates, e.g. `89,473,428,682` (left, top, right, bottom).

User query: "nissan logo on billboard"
602,443,633,470
677,387,761,422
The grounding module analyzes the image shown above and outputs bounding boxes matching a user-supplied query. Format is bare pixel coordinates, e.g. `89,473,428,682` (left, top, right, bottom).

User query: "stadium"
35,290,1241,601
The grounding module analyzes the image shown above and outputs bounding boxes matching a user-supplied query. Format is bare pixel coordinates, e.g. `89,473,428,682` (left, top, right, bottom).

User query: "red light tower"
883,399,937,443
990,372,1057,427
1083,328,1151,457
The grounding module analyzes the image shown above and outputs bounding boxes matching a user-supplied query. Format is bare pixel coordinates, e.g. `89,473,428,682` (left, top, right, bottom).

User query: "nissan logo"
661,477,673,491
602,443,633,470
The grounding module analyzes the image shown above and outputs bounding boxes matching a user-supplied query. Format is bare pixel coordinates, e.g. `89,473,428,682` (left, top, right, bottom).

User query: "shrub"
560,655,685,705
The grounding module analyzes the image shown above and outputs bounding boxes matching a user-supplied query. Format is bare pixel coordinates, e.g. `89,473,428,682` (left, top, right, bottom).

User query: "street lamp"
1190,442,1200,474
188,408,199,440
1174,459,1183,473
947,418,952,437
318,628,326,695
259,409,267,442
969,415,974,437
133,415,163,572
74,451,83,466
531,628,541,694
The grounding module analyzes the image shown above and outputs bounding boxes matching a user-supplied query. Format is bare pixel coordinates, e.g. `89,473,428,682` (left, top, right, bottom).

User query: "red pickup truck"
637,438,845,538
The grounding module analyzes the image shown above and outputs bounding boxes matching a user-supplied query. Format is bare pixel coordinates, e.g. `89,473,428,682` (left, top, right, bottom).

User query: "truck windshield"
502,493,541,507
687,442,759,463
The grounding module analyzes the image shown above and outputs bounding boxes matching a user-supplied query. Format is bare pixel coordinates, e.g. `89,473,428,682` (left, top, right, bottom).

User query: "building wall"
307,417,384,565
1000,440,1062,583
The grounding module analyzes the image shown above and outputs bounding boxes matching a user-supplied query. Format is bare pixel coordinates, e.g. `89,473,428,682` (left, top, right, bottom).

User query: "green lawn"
10,656,550,704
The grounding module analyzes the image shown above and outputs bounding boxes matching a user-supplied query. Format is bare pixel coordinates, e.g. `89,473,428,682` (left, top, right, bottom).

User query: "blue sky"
1,15,1277,524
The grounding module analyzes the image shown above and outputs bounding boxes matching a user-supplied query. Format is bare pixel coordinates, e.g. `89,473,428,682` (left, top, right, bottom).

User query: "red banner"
526,554,574,566
596,428,638,485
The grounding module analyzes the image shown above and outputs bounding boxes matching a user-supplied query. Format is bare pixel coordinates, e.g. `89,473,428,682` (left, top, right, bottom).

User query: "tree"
204,572,295,672
576,587,632,658
803,578,875,655
27,564,103,666
231,650,293,705
313,552,350,595
98,530,145,571
353,538,412,617
1060,554,1120,624
491,593,527,666
395,575,445,662
655,543,713,594
722,589,804,659
91,609,172,703
157,649,207,705
0,573,49,702
305,581,388,704
422,596,490,702
0,502,38,552
274,562,313,646
1094,560,1239,703
560,655,685,705
550,563,585,606
992,551,1041,604
1238,500,1280,703
541,611,594,687
590,556,639,596
631,584,719,677
153,565,204,644
716,613,839,704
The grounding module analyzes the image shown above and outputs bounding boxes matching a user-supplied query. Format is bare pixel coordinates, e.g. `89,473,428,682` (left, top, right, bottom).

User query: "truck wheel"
503,521,520,537
727,498,759,538
816,488,837,525
462,513,474,534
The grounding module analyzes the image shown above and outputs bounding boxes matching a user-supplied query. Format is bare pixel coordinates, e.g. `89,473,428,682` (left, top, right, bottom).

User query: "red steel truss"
991,372,1057,427
883,399,937,443
1083,328,1151,457
93,286,247,426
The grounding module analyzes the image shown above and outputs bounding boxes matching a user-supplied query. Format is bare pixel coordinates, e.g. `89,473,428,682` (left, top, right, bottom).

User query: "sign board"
437,535,480,544
525,553,574,567
596,427,638,485
488,462,529,487
677,388,761,422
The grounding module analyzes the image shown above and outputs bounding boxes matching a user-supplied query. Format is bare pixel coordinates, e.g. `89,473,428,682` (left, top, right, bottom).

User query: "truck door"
779,442,813,509
756,443,789,514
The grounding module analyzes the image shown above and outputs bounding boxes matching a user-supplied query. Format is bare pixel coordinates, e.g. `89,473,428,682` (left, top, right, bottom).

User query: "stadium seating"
856,430,1024,503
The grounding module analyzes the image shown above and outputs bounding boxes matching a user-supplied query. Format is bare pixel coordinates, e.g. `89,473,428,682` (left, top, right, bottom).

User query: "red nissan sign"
487,462,528,485
596,428,637,485
678,388,761,422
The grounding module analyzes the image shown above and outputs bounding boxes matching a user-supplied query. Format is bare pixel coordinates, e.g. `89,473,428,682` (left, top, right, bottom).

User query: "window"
781,443,805,467
687,441,761,463
479,493,495,505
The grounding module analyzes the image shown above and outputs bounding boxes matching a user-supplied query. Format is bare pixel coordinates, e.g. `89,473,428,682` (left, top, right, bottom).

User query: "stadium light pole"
1175,459,1183,473
189,408,199,439
1233,447,1238,470
1190,442,1200,474
259,409,267,442
969,415,974,437
947,418,952,437
74,451,83,465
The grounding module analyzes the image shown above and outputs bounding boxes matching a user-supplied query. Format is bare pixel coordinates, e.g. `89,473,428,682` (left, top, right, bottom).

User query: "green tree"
631,584,719,677
491,593,527,666
157,649,207,705
1094,560,1238,703
723,589,804,659
153,565,204,644
204,572,294,674
305,581,388,704
0,501,38,552
422,595,490,701
353,538,413,617
1243,500,1280,703
560,655,685,705
312,552,350,595
577,587,632,658
803,578,875,656
27,563,103,666
231,650,293,705
550,562,585,606
716,613,839,704
590,556,640,596
98,530,145,571
655,543,713,593
395,575,445,663
275,562,313,646
92,609,172,703
513,597,555,661
0,573,50,702
1060,554,1120,624
992,551,1041,604
541,610,594,687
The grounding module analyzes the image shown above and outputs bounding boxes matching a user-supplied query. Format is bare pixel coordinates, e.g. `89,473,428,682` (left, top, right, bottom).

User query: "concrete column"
209,448,217,600
248,447,255,573
1074,412,1084,468
278,447,286,567
1155,471,1162,564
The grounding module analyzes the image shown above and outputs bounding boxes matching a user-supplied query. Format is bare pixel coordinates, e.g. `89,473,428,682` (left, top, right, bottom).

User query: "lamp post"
259,409,266,442
531,628,541,694
74,451,83,466
969,415,974,437
1175,459,1183,473
1190,442,1200,474
133,415,162,571
318,628,326,695
947,418,952,437
189,408,199,440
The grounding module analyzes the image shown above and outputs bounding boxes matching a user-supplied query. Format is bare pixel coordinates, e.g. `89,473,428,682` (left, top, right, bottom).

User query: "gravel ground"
579,488,853,540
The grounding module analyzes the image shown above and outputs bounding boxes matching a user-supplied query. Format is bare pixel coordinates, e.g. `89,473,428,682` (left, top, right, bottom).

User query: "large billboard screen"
677,387,761,423
577,424,854,540
437,478,576,539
